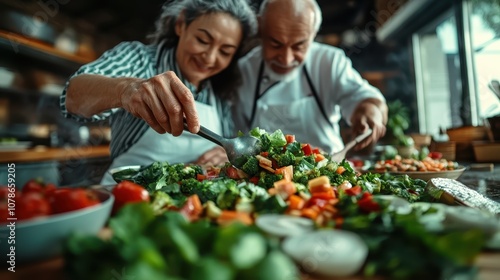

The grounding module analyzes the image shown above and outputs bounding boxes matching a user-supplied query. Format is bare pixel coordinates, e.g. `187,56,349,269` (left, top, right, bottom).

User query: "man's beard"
264,60,303,83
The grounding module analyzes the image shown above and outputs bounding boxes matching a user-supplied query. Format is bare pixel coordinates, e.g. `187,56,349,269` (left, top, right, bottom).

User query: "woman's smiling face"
175,12,243,88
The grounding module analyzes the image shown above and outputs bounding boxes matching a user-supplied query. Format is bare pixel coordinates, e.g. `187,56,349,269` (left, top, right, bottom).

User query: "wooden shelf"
0,30,95,73
0,145,110,163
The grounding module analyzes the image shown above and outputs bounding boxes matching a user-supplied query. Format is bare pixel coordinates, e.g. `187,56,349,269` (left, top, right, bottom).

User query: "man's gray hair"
258,0,322,33
149,0,257,46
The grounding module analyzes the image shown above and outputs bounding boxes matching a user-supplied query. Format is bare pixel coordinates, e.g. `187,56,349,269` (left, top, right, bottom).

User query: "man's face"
260,3,315,78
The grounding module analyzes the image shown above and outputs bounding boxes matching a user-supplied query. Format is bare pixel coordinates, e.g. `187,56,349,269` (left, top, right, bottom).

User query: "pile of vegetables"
66,128,489,279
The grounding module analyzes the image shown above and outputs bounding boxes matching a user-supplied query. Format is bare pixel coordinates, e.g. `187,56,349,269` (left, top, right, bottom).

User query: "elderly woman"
60,0,257,185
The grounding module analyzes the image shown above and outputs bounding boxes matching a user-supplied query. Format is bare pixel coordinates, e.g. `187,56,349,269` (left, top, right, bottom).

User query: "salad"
65,128,491,280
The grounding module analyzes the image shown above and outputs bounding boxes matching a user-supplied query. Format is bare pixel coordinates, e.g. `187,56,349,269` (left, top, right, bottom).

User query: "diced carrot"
256,155,272,167
274,179,297,200
217,210,253,226
275,165,293,181
179,194,203,221
336,166,346,174
310,189,335,199
314,153,326,162
196,174,206,181
260,164,275,173
323,204,338,214
309,183,332,194
285,134,296,143
288,194,305,210
301,207,319,220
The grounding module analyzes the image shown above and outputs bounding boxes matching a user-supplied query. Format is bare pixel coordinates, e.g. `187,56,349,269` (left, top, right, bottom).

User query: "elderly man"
232,0,388,154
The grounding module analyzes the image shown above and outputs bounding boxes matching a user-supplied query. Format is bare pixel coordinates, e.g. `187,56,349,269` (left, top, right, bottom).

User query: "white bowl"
0,189,113,263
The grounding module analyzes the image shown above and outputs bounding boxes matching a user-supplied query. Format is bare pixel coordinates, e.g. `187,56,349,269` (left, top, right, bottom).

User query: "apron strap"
303,66,334,128
250,61,334,129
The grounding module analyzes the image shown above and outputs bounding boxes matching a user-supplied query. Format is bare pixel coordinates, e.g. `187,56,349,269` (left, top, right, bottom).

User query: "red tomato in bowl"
111,181,150,214
50,188,100,214
17,192,51,220
22,179,57,197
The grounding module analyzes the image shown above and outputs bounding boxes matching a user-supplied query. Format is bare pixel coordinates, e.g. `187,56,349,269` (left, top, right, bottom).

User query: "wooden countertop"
0,145,110,163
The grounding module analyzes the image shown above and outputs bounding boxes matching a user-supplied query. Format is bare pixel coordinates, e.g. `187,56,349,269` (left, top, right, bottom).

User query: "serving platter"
363,166,466,181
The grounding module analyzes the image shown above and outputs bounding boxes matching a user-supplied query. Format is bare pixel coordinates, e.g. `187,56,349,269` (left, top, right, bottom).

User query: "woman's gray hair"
258,0,322,33
149,0,257,98
149,0,257,47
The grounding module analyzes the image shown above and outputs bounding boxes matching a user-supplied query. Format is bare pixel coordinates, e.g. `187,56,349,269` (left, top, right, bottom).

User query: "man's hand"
350,98,388,150
194,146,229,166
120,71,200,136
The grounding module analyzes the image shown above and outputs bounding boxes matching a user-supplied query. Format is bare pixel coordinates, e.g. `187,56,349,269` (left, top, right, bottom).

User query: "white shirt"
232,42,385,153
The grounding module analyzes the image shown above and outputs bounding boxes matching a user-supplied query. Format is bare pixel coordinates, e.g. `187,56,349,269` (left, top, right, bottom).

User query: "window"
469,0,500,119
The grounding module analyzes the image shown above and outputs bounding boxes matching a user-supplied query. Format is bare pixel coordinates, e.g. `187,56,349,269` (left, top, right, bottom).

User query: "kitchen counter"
1,252,499,280
1,163,499,279
457,163,500,202
0,145,110,163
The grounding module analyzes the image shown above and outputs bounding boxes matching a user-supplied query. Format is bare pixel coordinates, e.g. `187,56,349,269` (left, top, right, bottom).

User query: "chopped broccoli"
272,150,296,168
293,169,321,186
296,158,315,172
179,178,202,196
286,141,303,156
258,172,283,189
179,165,203,180
303,155,316,165
254,195,288,214
242,156,260,177
259,134,272,151
216,189,239,210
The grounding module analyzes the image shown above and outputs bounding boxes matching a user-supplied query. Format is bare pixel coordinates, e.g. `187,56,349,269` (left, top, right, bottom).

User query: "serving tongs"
184,121,261,168
330,129,373,162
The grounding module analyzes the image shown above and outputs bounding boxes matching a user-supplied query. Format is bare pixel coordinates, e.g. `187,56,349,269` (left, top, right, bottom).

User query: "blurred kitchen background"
0,0,499,186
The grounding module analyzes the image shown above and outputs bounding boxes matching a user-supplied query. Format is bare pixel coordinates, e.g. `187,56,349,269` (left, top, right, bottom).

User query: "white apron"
101,94,222,185
249,62,344,154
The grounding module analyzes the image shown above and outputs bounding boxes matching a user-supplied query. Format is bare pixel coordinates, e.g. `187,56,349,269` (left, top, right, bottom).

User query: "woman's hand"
194,146,228,166
120,71,200,136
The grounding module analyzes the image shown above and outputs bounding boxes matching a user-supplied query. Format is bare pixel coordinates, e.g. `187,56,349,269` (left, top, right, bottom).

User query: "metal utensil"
489,80,500,101
184,121,261,168
331,129,373,162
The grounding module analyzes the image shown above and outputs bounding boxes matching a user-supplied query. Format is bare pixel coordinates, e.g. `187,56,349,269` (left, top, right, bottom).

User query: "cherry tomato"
428,151,443,160
179,195,203,221
0,186,9,199
17,192,51,221
0,203,8,224
224,166,241,180
22,179,44,194
22,179,57,197
111,181,150,214
50,188,100,214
